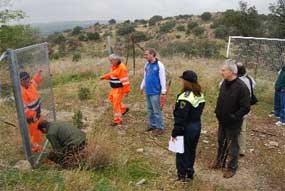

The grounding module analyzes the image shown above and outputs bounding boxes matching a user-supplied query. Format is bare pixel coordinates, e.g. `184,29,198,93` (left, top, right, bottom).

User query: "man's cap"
180,70,198,83
19,71,30,81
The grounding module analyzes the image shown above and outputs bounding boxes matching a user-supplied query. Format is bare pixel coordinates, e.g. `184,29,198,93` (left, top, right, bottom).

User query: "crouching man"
38,120,87,168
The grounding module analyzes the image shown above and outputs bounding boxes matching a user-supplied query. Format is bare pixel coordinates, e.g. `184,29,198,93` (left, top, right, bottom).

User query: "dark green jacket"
46,122,86,152
275,68,285,91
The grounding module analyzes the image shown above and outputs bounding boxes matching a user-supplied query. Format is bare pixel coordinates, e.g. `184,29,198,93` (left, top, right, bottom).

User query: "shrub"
187,21,199,30
149,15,163,26
214,25,228,39
87,32,100,41
108,19,116,25
117,24,135,36
201,12,212,21
78,87,91,100
78,34,88,41
72,26,83,35
192,26,205,36
72,52,81,62
73,110,83,129
132,31,148,42
177,25,186,32
159,20,176,33
83,135,117,170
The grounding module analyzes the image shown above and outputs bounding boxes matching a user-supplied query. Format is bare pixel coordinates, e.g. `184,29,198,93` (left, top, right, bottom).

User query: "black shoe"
110,122,122,126
176,175,190,182
122,108,129,116
186,170,194,180
145,127,155,132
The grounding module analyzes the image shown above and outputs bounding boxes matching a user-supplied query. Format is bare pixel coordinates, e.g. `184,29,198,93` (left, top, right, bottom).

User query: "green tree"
149,15,163,26
87,32,100,41
72,26,83,35
108,18,116,25
269,0,285,38
117,24,135,36
201,12,212,21
159,21,176,33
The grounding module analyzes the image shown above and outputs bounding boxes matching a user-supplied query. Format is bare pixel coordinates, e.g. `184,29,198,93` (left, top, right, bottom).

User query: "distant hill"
31,20,109,36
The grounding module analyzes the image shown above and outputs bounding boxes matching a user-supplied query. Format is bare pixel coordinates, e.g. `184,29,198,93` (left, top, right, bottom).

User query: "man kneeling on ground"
38,120,87,168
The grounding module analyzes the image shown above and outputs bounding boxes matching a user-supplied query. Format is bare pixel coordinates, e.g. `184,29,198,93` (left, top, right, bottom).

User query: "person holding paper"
171,70,205,182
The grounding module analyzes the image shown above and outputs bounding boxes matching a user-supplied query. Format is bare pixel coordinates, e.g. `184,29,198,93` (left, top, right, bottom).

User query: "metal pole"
132,38,136,76
226,36,232,58
7,49,34,167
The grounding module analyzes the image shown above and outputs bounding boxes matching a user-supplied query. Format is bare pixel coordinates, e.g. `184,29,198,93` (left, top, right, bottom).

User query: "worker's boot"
223,169,236,178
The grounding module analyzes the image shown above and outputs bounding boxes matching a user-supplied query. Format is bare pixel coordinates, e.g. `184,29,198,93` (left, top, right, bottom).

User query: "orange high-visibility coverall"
102,63,130,124
21,72,43,152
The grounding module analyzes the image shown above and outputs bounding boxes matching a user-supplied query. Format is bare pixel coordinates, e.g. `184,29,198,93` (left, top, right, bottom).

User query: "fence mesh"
228,37,285,71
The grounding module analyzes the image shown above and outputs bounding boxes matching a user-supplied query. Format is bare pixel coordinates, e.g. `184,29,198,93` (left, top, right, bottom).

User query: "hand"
160,94,167,107
100,76,104,80
171,137,177,142
124,93,129,98
140,89,144,95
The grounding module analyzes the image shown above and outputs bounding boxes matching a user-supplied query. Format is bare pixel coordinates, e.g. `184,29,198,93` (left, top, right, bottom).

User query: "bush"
201,12,212,21
177,25,186,32
72,52,81,62
117,24,135,36
149,15,163,26
159,20,176,33
73,110,83,129
78,34,88,41
78,87,91,100
83,135,117,170
108,19,116,25
72,26,83,35
87,32,100,41
192,26,205,36
214,25,228,39
132,31,148,42
187,21,199,30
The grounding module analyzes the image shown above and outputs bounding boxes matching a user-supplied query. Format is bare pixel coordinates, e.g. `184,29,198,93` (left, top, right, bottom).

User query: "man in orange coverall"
20,70,43,152
100,54,130,126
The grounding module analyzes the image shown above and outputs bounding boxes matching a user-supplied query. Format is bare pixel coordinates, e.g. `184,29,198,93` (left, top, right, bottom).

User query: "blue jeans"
146,95,164,129
275,90,285,123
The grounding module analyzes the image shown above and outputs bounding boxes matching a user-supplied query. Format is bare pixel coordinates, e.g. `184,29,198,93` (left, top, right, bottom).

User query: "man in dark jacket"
38,120,87,168
210,59,250,178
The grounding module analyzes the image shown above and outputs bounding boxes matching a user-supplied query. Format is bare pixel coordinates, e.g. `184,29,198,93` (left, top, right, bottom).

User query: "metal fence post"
7,49,34,167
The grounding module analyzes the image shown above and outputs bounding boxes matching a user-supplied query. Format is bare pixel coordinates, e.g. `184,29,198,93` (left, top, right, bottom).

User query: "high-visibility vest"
21,73,42,121
177,91,205,108
102,63,130,93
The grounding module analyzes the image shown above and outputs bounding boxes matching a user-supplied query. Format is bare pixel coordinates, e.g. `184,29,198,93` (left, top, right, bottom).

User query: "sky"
7,0,275,23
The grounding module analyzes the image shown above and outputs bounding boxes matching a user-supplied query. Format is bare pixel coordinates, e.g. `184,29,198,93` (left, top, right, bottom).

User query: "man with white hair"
100,54,130,126
210,59,250,178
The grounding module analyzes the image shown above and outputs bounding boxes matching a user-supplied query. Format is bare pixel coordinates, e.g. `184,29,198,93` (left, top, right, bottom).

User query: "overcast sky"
9,0,275,23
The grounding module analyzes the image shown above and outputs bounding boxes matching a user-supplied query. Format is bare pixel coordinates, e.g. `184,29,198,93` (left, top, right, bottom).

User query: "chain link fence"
0,43,56,166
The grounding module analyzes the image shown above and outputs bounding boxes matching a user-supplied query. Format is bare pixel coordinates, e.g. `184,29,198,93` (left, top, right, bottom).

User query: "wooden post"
132,36,136,76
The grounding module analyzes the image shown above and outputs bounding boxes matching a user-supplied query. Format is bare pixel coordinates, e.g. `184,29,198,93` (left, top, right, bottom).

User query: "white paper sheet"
168,136,184,154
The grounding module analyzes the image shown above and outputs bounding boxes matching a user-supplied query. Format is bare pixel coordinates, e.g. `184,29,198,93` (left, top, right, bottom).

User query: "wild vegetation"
0,0,285,190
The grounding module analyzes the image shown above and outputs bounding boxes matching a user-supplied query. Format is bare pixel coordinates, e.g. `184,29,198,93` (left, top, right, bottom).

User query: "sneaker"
223,170,236,178
275,121,285,126
268,113,280,118
122,108,129,116
176,175,190,183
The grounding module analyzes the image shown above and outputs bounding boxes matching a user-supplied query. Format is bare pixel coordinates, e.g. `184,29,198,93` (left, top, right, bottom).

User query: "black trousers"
176,122,201,177
216,123,241,171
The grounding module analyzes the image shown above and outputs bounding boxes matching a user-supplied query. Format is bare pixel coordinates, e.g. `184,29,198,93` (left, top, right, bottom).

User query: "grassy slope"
0,57,284,191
